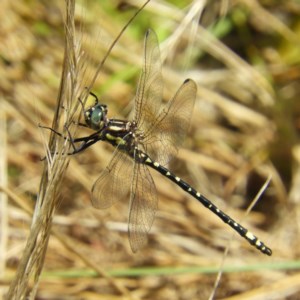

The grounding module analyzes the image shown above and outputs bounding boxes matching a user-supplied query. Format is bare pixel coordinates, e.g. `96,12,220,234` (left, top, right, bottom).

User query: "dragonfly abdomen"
143,153,272,256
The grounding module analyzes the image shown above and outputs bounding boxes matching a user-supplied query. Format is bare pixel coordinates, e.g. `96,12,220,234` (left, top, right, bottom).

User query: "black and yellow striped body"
74,114,272,256
64,29,272,255
137,152,272,256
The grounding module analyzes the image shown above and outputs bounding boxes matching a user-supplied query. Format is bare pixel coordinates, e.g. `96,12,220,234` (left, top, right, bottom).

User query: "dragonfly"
46,29,272,255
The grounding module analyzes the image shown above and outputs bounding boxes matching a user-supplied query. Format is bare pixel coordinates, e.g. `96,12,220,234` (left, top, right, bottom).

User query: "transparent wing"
91,149,133,209
143,79,197,166
134,29,163,131
128,160,158,252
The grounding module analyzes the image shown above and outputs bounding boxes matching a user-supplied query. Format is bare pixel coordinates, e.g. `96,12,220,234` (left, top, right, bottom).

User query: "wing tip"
183,78,196,84
145,28,152,37
183,78,197,91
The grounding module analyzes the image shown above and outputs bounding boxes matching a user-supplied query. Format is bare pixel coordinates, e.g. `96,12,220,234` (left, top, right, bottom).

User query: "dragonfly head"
85,103,108,130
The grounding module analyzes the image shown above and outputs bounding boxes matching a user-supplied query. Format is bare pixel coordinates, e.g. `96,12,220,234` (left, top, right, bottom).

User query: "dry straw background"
1,0,300,299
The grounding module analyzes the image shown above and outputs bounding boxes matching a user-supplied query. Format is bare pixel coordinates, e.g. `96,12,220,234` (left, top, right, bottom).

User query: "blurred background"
1,0,300,299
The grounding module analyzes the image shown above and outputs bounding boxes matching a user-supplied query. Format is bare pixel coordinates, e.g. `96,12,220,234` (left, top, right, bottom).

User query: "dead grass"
1,0,300,299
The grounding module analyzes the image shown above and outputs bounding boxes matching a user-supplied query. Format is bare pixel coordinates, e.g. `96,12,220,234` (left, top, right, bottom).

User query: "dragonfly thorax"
85,104,108,130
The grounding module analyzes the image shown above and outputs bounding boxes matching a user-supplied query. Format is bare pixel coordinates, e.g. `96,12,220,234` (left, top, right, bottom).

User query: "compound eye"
85,104,107,130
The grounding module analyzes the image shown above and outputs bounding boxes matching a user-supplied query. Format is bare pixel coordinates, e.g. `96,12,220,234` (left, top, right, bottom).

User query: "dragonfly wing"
91,149,133,209
144,79,197,166
128,160,158,252
134,29,163,131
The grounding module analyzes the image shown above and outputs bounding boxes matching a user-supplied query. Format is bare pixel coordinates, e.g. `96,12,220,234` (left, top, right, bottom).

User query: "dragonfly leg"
38,124,65,139
89,91,99,105
39,123,102,156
